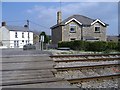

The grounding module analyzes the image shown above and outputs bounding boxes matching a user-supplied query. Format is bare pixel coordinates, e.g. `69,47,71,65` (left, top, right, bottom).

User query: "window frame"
70,38,76,41
94,27,100,33
69,24,77,33
17,41,19,47
14,41,16,47
28,32,30,38
22,32,24,38
15,32,18,38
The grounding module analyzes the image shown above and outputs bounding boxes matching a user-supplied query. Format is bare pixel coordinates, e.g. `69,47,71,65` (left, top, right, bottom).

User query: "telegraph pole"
60,0,61,11
27,20,29,28
27,20,30,43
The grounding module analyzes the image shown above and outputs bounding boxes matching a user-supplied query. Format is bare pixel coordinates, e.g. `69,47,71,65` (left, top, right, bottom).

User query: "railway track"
53,57,120,62
55,63,120,71
50,53,120,62
51,53,120,88
50,53,120,58
67,74,120,83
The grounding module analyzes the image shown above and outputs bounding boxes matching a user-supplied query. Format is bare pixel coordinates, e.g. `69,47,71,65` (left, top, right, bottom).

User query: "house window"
28,32,30,38
14,41,16,47
71,38,76,41
14,40,19,47
95,27,100,33
70,24,76,33
15,32,18,38
95,38,100,41
22,32,24,38
17,41,19,47
26,40,27,44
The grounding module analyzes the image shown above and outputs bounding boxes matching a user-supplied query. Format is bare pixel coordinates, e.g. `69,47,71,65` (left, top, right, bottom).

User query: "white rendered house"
0,22,33,48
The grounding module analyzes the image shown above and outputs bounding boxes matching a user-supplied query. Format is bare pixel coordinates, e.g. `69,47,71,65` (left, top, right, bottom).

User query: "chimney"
57,11,62,24
2,22,6,26
24,25,28,28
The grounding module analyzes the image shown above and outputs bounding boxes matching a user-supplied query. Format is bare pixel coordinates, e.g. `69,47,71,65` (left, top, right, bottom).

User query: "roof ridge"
76,14,94,20
51,14,104,29
66,14,94,21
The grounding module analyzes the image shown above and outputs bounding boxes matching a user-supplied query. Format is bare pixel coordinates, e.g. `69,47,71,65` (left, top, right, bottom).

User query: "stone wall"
52,26,62,44
62,21,82,41
83,22,107,41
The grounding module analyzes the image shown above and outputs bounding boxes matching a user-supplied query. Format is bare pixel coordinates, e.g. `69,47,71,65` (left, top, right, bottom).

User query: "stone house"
51,11,108,45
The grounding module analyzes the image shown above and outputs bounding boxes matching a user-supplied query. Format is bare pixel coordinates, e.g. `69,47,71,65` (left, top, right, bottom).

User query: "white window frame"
15,32,18,38
14,41,16,47
28,32,30,38
17,41,19,47
26,40,28,44
22,32,24,38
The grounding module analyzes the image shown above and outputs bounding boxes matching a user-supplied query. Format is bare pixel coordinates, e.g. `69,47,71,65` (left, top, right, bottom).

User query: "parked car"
23,44,36,50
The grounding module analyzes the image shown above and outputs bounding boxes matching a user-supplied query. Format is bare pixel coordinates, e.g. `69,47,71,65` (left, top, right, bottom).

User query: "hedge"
117,41,120,51
85,41,107,52
58,40,119,52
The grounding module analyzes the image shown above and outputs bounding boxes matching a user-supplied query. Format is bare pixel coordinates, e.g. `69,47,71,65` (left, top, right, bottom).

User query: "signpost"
40,35,44,51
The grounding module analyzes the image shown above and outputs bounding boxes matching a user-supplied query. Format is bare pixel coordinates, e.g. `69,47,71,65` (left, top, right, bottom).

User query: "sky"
2,2,119,36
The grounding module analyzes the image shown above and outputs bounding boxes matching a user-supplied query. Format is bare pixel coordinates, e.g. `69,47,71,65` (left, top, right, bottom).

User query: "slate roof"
5,25,33,32
51,14,107,29
62,15,94,25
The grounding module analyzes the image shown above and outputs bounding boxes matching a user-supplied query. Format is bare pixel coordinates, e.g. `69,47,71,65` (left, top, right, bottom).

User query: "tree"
39,31,50,44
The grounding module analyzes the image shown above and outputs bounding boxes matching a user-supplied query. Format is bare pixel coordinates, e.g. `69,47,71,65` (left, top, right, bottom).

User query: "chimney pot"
2,22,6,26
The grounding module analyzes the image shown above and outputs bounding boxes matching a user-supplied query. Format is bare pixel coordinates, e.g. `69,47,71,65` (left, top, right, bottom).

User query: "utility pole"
60,0,61,11
27,20,29,28
27,20,30,43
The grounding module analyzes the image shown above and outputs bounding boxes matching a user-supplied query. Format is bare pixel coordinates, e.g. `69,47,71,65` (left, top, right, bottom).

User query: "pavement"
1,49,52,57
0,49,77,88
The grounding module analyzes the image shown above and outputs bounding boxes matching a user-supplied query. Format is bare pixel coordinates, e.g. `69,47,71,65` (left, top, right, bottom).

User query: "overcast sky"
2,2,118,35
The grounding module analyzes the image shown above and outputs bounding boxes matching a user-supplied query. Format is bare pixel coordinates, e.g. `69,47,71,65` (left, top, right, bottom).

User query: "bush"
106,42,118,51
58,40,120,52
71,40,85,50
117,41,120,51
58,41,71,48
58,40,86,51
85,41,107,52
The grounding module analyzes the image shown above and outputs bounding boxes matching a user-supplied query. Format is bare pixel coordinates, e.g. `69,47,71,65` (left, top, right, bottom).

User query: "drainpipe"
27,20,30,43
81,25,83,41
